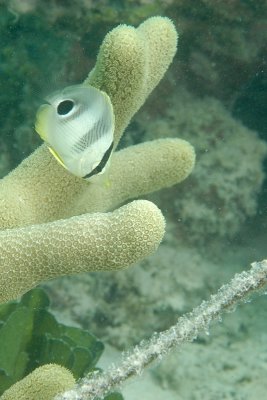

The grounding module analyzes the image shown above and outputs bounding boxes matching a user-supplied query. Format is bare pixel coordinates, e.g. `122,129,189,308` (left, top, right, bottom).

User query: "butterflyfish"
35,84,115,180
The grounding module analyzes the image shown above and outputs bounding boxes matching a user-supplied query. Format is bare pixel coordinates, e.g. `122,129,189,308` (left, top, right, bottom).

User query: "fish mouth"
82,141,114,179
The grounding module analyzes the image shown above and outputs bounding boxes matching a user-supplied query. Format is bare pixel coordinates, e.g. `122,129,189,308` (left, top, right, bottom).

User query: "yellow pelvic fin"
48,147,67,169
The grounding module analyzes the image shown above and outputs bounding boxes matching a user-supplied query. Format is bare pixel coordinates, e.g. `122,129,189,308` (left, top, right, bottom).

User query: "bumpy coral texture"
0,17,195,304
0,201,165,303
1,364,75,400
0,16,182,230
87,16,178,146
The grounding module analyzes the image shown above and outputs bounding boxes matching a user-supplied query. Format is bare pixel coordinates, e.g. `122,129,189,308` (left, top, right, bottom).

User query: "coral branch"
56,260,267,400
0,200,165,303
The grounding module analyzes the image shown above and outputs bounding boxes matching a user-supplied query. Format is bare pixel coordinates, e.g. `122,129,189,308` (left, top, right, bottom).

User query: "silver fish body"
35,84,115,179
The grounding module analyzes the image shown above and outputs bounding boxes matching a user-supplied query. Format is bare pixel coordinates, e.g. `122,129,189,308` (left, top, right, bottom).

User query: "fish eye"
57,100,74,115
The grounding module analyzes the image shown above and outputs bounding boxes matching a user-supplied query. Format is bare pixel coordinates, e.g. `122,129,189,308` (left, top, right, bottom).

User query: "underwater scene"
0,0,267,399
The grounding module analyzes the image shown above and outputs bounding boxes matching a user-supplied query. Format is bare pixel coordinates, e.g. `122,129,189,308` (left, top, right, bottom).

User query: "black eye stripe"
83,141,114,179
57,100,74,115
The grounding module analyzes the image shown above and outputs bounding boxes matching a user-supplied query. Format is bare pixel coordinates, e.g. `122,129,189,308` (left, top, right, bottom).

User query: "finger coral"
1,364,75,400
0,201,165,304
0,16,195,303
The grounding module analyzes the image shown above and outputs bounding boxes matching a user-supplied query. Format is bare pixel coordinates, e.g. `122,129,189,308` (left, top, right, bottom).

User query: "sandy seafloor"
46,214,267,400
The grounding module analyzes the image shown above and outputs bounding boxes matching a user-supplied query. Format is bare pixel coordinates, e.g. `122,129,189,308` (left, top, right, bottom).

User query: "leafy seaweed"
0,288,119,398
